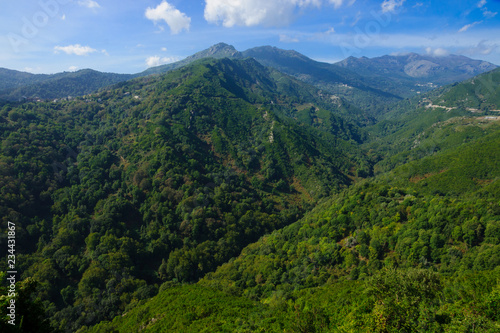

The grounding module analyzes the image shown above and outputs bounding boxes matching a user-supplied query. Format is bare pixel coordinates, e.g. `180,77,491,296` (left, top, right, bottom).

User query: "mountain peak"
206,43,239,56
243,45,308,60
138,43,242,77
188,43,241,60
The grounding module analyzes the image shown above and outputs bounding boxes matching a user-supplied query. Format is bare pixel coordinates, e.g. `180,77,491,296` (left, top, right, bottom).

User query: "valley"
0,44,499,333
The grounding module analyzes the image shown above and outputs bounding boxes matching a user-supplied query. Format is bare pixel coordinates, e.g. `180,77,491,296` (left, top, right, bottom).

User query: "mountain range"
1,43,500,332
336,52,497,98
0,43,496,115
337,52,496,81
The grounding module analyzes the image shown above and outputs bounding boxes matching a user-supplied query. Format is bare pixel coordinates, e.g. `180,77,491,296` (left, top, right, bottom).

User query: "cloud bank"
204,0,353,27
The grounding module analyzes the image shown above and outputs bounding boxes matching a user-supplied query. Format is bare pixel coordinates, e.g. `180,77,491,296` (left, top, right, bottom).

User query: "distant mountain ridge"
337,53,496,80
134,44,498,112
0,68,133,101
0,43,496,112
335,53,497,98
0,44,244,101
0,68,50,91
143,43,406,113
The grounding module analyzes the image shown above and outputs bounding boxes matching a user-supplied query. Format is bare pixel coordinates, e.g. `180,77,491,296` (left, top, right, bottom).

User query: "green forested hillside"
438,67,500,110
365,67,500,173
0,69,133,101
241,46,404,114
80,132,500,332
0,68,50,91
76,64,500,332
0,58,370,332
1,53,500,333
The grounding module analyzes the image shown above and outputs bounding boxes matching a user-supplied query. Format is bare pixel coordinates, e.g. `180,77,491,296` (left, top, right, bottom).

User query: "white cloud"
329,0,355,8
390,51,411,56
204,0,323,27
78,0,100,9
319,26,500,60
69,66,78,72
381,0,405,13
61,14,66,20
460,40,498,56
161,47,168,51
476,0,497,19
329,0,346,9
325,27,335,34
432,47,450,57
145,1,191,34
279,34,299,43
145,55,180,67
482,10,497,18
312,56,343,63
54,44,97,56
458,21,483,33
425,47,449,57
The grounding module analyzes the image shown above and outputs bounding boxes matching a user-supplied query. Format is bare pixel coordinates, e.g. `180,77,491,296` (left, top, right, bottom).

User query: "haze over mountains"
1,42,500,332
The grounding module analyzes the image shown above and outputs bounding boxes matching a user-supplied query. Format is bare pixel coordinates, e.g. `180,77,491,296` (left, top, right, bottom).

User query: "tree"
0,273,54,333
367,268,442,332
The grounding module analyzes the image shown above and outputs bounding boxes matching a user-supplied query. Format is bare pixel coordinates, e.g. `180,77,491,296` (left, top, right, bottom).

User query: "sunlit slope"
0,57,370,332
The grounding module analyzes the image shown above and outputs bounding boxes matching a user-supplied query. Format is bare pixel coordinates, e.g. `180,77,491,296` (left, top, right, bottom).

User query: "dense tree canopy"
1,59,500,332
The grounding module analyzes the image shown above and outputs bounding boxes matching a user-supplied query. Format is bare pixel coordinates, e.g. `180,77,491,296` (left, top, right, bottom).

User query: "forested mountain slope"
86,113,500,333
0,69,133,101
145,44,496,116
1,46,500,333
240,46,403,114
1,43,396,110
0,68,51,91
2,43,494,116
82,122,500,332
79,62,500,333
0,58,370,332
366,67,500,173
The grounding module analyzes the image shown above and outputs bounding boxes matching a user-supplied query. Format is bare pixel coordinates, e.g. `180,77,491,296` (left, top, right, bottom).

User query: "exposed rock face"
336,52,497,81
404,60,440,78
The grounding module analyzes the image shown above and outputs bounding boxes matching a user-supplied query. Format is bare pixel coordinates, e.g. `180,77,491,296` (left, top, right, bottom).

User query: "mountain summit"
193,42,241,59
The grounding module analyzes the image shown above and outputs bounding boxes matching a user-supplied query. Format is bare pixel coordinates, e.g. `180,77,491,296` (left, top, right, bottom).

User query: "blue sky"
1,0,499,74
